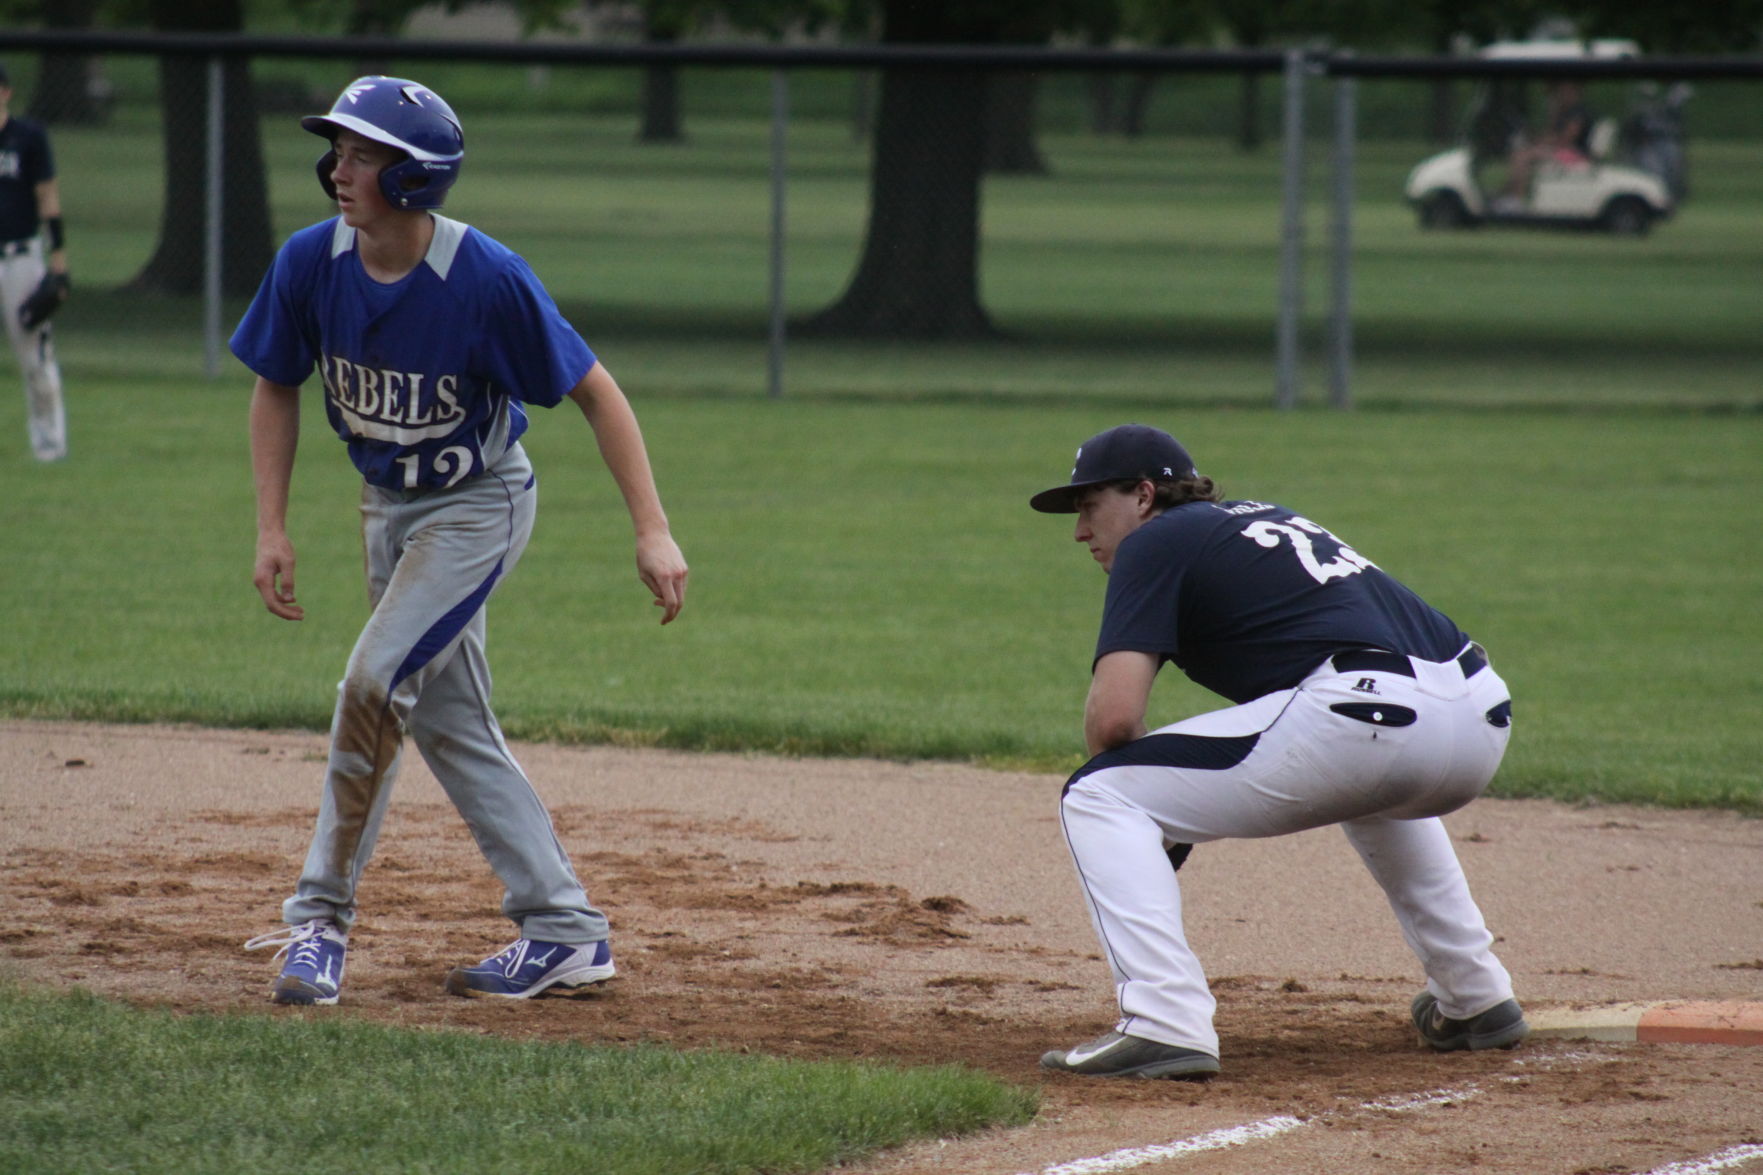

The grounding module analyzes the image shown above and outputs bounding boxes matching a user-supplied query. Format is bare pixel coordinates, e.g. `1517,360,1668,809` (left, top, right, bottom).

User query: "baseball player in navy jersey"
1031,424,1526,1079
0,62,70,463
236,77,687,1005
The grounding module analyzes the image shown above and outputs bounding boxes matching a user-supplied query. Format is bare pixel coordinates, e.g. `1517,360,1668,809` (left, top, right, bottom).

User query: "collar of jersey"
330,214,466,281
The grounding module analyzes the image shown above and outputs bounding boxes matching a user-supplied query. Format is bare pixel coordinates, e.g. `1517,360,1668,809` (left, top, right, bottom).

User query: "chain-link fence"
4,32,1760,410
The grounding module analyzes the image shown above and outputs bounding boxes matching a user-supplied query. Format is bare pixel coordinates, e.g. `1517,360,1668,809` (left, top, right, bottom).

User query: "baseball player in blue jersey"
236,77,687,1006
1031,424,1525,1079
0,62,71,463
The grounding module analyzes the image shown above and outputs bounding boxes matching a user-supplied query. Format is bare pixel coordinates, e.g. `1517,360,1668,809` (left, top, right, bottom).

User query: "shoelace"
243,921,338,962
289,940,325,969
488,940,530,977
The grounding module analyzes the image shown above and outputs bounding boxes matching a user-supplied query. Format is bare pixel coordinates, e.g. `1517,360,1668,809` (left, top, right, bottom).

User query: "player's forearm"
35,180,67,275
249,379,301,534
569,366,673,539
1083,651,1158,755
1084,711,1147,757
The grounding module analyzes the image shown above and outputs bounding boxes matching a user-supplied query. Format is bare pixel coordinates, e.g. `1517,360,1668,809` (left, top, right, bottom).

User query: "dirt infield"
4,720,1761,1175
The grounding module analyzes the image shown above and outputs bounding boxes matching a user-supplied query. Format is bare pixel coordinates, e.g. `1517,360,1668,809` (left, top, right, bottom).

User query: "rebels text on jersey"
1094,500,1470,704
230,216,595,491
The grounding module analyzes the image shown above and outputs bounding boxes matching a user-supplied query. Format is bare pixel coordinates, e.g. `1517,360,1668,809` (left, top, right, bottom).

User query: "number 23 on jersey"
1241,516,1377,584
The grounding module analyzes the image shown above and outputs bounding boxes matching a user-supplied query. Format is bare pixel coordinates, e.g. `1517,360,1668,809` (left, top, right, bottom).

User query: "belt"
0,239,34,258
1332,644,1487,680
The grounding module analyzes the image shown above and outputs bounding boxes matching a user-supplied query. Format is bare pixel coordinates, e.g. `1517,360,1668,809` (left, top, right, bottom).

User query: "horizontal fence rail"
1,28,1758,412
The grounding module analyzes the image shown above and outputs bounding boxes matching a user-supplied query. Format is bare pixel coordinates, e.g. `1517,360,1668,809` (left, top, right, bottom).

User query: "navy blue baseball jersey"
1095,500,1469,703
0,115,55,241
230,215,595,491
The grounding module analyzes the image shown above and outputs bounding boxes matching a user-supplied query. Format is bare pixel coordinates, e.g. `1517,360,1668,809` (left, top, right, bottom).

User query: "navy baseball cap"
1029,424,1197,513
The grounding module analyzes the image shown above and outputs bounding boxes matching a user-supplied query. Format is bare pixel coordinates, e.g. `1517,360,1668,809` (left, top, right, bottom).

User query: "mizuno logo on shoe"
495,942,559,978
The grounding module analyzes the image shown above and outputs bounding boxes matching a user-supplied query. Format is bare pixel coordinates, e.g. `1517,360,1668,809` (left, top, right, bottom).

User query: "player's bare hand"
253,533,304,621
635,532,687,625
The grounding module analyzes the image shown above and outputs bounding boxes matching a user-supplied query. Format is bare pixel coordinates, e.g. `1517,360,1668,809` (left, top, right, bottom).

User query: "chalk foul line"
1636,1144,1763,1175
1020,1084,1482,1175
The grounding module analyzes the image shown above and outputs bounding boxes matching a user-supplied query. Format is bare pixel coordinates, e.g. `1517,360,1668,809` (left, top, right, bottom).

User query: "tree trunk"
800,0,1054,338
984,71,1048,174
26,0,109,126
796,66,993,338
1425,24,1458,146
638,28,683,143
1429,79,1458,145
348,0,401,77
1121,73,1156,139
130,0,273,297
850,71,875,142
130,53,274,297
1088,71,1117,136
1237,70,1263,153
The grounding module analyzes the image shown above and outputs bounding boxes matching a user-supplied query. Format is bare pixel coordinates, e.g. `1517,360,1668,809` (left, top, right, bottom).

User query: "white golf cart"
1404,40,1685,236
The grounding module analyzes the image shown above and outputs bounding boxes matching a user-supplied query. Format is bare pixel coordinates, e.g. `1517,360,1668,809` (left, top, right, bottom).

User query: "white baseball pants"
1,239,66,462
1060,650,1515,1057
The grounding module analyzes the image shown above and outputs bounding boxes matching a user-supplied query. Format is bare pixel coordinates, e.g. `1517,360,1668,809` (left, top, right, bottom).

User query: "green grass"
2,101,1758,812
0,978,1035,1175
2,388,1759,810
44,102,1763,409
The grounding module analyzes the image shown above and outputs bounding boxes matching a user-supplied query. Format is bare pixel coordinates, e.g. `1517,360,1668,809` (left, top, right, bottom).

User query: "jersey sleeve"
1093,526,1189,667
229,235,319,387
481,256,596,408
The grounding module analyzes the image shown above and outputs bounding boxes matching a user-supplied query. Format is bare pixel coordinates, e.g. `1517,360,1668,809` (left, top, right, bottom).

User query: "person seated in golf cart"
1498,81,1594,209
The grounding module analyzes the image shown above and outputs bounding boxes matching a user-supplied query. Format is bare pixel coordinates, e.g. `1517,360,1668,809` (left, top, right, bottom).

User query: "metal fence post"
1275,48,1306,410
766,68,788,400
1328,63,1356,410
203,54,223,379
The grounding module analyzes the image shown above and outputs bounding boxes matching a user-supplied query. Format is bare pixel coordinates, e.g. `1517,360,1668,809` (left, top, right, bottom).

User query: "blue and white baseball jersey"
230,215,595,491
1095,500,1469,703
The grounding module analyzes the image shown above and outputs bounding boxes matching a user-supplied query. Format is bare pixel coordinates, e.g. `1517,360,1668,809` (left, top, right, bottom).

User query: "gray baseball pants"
282,442,606,943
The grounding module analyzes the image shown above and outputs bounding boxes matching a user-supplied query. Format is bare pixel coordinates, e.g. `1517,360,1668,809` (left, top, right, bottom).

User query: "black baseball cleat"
1412,992,1530,1051
1040,1030,1221,1080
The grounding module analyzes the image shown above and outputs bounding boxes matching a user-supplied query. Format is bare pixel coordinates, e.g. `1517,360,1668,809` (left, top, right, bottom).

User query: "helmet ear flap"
315,149,338,201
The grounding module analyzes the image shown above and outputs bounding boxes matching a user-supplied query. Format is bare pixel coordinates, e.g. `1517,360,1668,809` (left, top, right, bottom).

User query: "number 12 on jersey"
395,445,474,489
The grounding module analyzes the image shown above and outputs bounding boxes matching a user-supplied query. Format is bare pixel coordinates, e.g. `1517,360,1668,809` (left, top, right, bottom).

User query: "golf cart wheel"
1601,196,1653,237
1418,192,1471,230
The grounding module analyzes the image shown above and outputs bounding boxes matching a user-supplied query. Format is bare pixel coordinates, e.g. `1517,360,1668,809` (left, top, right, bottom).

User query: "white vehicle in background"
1404,39,1687,236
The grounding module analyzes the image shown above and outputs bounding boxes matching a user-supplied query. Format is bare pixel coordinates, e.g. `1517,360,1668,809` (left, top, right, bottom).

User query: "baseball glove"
19,271,70,330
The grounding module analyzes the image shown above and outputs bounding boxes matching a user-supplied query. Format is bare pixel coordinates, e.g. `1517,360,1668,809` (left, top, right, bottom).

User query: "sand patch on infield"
4,719,1762,1175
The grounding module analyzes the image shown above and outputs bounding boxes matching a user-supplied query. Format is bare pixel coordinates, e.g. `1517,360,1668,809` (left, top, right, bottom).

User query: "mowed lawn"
3,94,1758,811
3,388,1757,811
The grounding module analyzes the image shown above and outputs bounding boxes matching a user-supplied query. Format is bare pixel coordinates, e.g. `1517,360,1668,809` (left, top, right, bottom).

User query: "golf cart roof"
1478,39,1641,60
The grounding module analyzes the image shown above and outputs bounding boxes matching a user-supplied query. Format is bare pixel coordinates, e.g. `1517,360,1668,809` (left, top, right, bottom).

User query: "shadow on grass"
57,289,1761,414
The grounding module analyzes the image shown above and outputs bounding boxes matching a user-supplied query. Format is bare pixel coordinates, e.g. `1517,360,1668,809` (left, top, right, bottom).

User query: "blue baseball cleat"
244,919,348,1006
444,938,615,999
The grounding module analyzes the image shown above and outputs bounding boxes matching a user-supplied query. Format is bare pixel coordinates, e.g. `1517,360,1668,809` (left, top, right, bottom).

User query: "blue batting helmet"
302,77,464,210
